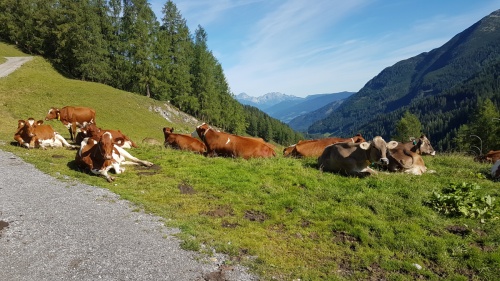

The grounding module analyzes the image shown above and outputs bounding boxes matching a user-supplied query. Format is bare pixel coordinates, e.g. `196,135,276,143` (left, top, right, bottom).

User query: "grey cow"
317,136,389,177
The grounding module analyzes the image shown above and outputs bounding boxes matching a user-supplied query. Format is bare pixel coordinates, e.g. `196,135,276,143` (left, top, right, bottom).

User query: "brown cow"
76,123,137,148
45,106,96,141
475,150,500,163
194,123,276,159
285,134,366,158
317,136,389,177
14,118,75,149
75,133,153,182
386,141,427,175
283,144,296,157
403,135,436,156
163,127,206,154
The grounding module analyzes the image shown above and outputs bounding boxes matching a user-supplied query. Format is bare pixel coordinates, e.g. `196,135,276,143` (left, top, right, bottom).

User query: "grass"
1,42,499,280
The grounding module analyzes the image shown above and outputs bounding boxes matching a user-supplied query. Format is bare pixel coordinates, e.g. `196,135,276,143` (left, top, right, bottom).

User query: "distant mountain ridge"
235,92,301,110
235,92,354,130
308,9,500,151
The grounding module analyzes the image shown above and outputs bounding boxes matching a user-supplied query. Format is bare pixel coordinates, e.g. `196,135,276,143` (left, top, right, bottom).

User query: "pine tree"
157,0,194,105
393,111,423,142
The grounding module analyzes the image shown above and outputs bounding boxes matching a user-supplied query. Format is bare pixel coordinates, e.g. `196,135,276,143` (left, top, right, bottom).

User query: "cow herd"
12,105,500,181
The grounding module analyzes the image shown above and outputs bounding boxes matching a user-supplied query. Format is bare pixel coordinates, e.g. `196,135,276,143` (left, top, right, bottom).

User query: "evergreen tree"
393,111,423,142
455,99,500,153
157,0,194,105
122,0,158,97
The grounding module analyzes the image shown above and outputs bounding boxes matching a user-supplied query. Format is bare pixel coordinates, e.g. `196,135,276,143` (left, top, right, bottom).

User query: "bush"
426,182,496,219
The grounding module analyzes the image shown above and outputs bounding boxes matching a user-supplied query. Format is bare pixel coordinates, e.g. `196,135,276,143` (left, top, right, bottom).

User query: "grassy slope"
1,43,499,280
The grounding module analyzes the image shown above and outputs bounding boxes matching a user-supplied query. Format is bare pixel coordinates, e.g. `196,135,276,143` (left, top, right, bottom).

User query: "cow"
475,150,500,163
194,123,276,159
76,123,137,148
283,144,296,157
284,134,366,158
75,133,153,182
386,141,427,175
14,118,75,149
163,127,206,154
317,136,389,177
45,106,96,142
403,135,436,156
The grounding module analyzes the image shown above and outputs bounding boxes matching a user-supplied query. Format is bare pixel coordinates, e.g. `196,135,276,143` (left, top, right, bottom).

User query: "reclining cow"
45,106,96,141
317,136,389,177
284,134,366,158
14,118,75,149
76,123,137,148
194,123,275,159
475,150,500,164
163,127,206,154
75,133,153,182
404,135,436,156
386,141,427,175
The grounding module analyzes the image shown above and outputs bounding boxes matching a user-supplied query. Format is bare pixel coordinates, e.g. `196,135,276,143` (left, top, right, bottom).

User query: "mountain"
287,99,346,132
308,9,500,151
236,92,354,127
265,92,354,124
235,92,301,111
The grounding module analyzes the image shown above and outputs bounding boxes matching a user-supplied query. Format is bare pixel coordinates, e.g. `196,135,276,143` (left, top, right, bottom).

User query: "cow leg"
91,168,115,182
113,145,153,167
54,133,76,149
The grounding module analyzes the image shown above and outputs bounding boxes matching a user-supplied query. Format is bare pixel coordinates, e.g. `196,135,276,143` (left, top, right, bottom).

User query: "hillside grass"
1,43,499,280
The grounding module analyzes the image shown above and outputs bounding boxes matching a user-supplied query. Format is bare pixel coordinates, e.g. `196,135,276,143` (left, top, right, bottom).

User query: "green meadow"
1,43,499,280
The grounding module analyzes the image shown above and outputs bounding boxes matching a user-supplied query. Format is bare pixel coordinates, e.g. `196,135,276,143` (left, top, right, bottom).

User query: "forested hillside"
0,0,302,145
309,9,500,151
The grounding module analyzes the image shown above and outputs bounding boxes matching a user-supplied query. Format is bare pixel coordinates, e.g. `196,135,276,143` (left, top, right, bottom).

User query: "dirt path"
0,57,33,78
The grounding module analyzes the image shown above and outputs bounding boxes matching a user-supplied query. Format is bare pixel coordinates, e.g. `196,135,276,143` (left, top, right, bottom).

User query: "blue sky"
149,0,500,97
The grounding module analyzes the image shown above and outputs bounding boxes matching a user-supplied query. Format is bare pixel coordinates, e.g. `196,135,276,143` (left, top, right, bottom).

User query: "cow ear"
359,142,370,150
387,141,398,149
36,120,44,125
171,128,174,132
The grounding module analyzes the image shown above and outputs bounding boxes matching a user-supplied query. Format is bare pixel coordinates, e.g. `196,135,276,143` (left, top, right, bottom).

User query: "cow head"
85,122,101,137
97,132,114,160
45,107,60,121
362,136,389,165
163,127,174,135
352,133,366,143
413,135,436,156
194,123,210,140
24,118,37,138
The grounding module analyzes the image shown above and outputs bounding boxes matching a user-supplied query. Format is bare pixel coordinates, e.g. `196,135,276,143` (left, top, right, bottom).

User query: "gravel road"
0,149,257,281
0,57,33,77
0,57,257,280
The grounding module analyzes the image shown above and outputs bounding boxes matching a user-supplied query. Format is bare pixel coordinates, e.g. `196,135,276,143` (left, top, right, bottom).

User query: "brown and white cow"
475,150,500,164
317,136,389,177
386,141,427,175
45,106,96,141
14,118,75,149
284,134,366,158
403,135,436,156
194,123,276,159
163,127,206,154
75,133,153,182
76,123,137,148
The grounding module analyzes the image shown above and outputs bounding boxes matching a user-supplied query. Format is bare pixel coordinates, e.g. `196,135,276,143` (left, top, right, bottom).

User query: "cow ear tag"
57,112,60,121
412,140,417,145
